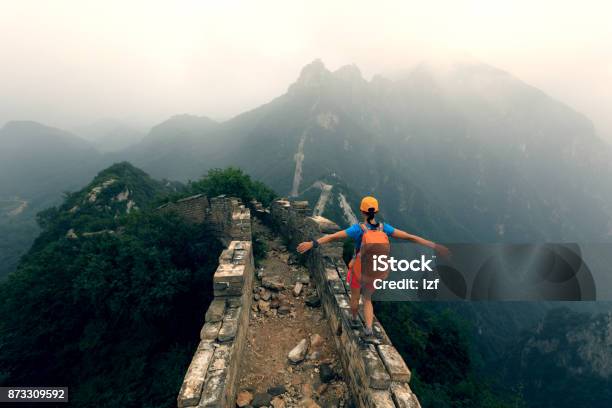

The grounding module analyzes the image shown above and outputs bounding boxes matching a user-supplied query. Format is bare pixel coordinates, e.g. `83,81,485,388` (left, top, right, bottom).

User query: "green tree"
189,167,276,206
0,211,222,407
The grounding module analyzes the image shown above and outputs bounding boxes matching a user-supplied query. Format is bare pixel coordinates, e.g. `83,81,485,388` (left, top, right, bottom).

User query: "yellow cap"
360,196,379,213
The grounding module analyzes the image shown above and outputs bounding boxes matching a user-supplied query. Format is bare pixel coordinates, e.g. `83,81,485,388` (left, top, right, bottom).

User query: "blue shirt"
344,222,395,252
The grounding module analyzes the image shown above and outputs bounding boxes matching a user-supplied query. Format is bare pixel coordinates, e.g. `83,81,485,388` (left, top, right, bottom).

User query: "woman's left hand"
297,241,313,254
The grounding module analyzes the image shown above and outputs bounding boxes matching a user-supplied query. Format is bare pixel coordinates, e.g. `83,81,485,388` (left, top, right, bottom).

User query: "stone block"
218,307,240,343
208,344,231,373
226,296,242,308
198,370,227,407
377,345,411,382
308,215,339,233
217,321,237,343
368,390,395,407
325,267,341,282
334,293,350,310
362,345,391,389
329,279,346,294
197,340,215,351
177,347,214,407
391,382,422,408
205,299,226,323
214,263,245,283
214,264,246,297
200,321,222,341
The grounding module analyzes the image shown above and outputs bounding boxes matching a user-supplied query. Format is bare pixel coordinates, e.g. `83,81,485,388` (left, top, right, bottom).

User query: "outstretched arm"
391,229,450,258
297,230,348,254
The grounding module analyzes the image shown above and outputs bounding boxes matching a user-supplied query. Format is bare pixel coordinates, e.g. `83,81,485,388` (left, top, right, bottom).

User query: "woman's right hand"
434,243,451,260
297,241,313,254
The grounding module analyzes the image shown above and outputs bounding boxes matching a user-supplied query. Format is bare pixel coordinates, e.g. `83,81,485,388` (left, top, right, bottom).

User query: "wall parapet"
270,199,422,408
163,195,254,408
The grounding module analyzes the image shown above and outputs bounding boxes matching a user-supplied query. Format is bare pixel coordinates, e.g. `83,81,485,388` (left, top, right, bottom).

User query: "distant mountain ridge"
3,59,612,279
0,121,105,277
72,118,145,152
0,121,99,196
119,59,612,243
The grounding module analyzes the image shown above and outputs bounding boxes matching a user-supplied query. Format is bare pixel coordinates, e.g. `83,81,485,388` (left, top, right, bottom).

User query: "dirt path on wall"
237,219,351,408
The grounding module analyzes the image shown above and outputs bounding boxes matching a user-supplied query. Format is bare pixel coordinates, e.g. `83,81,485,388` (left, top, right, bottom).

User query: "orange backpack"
359,223,391,281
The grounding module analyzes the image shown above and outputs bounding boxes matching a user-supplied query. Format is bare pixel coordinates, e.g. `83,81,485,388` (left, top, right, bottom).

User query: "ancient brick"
391,382,422,408
334,293,350,309
177,347,214,407
217,322,237,343
205,299,226,323
377,345,411,382
362,344,391,389
325,267,342,282
218,307,240,343
200,321,222,341
329,279,346,294
309,215,340,233
226,296,242,308
368,390,395,407
209,344,231,372
198,370,227,407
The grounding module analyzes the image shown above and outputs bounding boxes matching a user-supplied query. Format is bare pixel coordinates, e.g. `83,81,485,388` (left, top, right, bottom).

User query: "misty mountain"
0,121,106,278
0,121,100,198
4,59,612,274
259,60,612,242
72,118,145,153
114,114,222,181
120,60,612,244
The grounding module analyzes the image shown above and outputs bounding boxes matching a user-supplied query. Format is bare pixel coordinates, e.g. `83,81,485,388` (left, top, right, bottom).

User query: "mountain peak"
289,59,333,93
61,162,171,219
332,64,364,83
300,58,328,75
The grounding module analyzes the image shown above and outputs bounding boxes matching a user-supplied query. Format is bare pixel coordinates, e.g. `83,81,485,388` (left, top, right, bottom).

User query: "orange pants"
347,254,374,290
347,252,389,291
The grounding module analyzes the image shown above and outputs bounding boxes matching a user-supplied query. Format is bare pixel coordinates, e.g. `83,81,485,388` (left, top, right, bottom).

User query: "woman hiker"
297,196,450,343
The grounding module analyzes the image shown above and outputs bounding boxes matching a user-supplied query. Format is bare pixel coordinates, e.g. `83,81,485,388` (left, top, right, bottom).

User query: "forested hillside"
0,121,104,278
0,164,227,407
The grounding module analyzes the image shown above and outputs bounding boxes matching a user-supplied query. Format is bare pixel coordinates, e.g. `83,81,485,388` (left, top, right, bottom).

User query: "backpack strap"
361,222,384,233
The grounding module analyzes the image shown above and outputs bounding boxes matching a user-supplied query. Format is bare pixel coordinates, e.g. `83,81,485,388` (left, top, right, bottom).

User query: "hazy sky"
1,0,611,140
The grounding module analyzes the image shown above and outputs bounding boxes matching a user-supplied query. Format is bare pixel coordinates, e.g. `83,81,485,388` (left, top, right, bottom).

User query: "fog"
1,0,611,140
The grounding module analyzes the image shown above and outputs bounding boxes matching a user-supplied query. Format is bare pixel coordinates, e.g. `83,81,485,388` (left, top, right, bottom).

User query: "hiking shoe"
360,328,383,345
349,316,361,329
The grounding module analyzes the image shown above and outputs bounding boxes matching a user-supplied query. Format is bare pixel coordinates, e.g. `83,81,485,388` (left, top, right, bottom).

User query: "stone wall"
158,194,251,246
167,196,255,408
270,199,422,408
158,194,210,224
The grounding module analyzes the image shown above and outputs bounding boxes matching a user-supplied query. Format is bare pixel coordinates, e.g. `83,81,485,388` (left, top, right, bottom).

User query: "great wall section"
162,195,421,408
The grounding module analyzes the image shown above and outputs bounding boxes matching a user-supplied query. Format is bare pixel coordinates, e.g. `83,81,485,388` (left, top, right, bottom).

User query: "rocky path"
236,219,351,408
